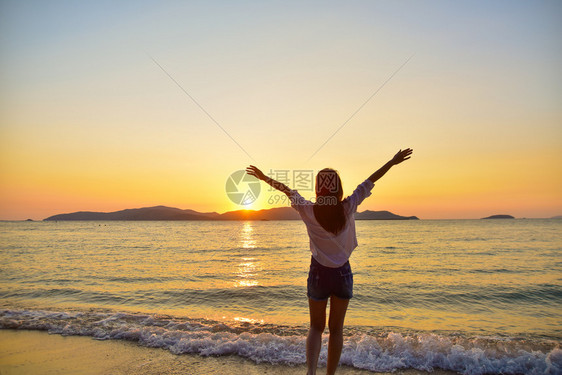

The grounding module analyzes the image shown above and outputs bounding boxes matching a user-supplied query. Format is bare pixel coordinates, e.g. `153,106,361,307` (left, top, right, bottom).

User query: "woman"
246,148,413,374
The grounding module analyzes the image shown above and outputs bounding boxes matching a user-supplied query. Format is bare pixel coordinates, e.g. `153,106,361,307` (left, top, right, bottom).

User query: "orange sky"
1,1,561,220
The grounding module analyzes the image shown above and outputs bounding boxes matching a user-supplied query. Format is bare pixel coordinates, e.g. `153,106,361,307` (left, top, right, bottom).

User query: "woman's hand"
247,165,292,195
392,148,413,165
246,165,267,181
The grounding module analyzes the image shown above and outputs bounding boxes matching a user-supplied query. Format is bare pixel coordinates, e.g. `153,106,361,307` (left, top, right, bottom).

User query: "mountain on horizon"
481,214,515,219
44,206,220,221
44,206,419,221
355,210,419,220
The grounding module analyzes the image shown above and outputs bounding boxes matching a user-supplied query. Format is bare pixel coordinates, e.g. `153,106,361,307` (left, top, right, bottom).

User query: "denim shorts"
307,256,353,301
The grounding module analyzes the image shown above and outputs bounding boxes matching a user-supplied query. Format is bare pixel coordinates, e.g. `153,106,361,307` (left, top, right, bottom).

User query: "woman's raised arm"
368,148,413,184
246,165,292,196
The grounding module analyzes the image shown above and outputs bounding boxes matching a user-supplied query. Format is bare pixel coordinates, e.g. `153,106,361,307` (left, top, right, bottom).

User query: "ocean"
0,219,560,374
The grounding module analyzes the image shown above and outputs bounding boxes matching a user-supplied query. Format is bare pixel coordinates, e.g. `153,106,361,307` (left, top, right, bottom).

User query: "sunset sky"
1,0,561,220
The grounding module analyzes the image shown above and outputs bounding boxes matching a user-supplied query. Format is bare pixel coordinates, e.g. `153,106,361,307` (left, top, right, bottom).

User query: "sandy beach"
0,329,459,375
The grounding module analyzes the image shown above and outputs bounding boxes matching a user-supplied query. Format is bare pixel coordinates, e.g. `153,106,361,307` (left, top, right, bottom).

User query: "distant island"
44,206,419,221
355,210,418,220
481,214,515,219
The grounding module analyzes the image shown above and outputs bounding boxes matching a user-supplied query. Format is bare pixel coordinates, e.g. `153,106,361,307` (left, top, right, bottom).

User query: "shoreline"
0,329,456,375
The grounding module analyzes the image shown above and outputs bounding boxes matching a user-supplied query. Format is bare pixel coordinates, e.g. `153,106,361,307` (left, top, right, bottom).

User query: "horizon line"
1,204,561,221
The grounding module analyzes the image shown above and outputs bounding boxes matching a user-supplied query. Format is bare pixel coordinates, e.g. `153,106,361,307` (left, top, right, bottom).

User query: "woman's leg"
326,295,349,375
307,298,328,375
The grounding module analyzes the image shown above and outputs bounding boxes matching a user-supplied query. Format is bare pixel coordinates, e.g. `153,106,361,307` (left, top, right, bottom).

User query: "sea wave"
1,308,560,374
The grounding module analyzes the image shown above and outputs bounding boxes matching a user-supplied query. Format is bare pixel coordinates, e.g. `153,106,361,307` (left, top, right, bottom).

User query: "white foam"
1,308,560,374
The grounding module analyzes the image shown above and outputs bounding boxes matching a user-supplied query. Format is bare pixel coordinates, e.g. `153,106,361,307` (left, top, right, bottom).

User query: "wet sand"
0,330,456,375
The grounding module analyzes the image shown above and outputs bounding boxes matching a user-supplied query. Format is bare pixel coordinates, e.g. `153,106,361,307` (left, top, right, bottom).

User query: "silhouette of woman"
246,148,413,374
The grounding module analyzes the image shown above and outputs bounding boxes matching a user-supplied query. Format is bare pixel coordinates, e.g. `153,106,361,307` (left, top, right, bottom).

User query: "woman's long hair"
313,168,346,235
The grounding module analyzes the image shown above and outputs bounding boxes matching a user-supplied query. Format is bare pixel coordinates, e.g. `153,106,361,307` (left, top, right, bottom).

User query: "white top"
289,179,375,268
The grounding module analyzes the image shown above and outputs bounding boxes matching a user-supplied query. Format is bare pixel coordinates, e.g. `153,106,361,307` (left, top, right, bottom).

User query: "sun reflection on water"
240,221,256,249
235,222,261,287
235,257,260,287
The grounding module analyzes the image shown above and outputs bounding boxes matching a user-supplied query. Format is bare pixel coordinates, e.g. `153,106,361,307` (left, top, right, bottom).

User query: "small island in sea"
481,214,515,219
43,206,419,221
